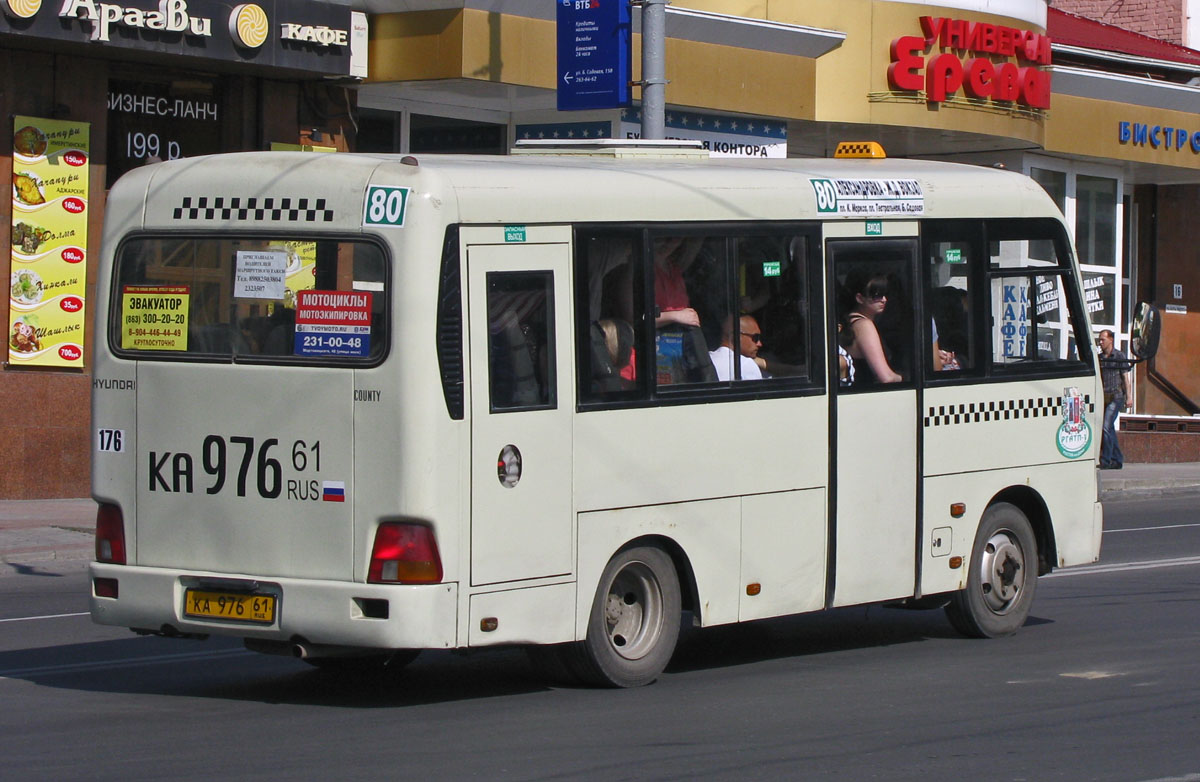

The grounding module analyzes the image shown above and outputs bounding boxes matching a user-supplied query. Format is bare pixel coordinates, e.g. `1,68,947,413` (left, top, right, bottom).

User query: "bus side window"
576,226,821,404
486,271,556,411
831,239,917,389
925,237,975,376
738,234,811,379
577,231,644,401
985,220,1091,371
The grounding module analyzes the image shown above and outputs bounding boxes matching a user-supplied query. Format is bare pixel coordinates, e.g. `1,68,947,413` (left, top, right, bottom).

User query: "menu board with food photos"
10,116,90,367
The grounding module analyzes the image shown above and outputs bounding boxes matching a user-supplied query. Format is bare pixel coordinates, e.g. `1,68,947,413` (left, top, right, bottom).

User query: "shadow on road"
668,603,974,675
0,604,1053,706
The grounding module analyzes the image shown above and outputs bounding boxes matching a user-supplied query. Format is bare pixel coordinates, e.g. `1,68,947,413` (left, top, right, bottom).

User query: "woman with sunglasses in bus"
843,269,903,385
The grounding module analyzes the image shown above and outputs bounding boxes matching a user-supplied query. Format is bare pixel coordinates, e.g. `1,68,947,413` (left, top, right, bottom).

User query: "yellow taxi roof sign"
834,141,886,159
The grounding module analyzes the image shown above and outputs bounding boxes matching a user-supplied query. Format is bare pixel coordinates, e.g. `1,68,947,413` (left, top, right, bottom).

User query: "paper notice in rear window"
121,285,189,351
294,290,372,357
234,251,287,300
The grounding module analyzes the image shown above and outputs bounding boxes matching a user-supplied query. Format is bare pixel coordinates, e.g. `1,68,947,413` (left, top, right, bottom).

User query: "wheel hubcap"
979,529,1025,614
604,561,663,660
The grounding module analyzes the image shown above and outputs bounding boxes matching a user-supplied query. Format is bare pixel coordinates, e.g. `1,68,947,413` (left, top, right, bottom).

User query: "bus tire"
946,502,1038,638
576,546,681,688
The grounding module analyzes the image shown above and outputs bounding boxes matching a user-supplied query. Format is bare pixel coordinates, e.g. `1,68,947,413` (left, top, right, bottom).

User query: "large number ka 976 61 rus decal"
148,435,324,501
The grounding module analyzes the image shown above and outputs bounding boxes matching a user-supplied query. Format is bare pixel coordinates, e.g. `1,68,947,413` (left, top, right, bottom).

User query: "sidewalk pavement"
1,464,1198,569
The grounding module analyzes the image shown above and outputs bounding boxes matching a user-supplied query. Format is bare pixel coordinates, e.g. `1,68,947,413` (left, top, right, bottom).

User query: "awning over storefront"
361,5,841,121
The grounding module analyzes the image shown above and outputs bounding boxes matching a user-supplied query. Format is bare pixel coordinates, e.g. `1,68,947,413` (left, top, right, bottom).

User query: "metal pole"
640,0,667,139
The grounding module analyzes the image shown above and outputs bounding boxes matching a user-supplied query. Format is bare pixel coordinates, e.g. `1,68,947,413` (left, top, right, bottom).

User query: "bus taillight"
95,503,127,564
368,523,443,584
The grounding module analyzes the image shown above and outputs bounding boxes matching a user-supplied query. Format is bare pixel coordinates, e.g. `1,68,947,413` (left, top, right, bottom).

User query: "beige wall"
369,8,816,119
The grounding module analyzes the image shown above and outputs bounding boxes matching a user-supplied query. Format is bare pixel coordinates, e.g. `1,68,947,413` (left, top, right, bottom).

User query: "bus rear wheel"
577,546,681,688
946,502,1038,638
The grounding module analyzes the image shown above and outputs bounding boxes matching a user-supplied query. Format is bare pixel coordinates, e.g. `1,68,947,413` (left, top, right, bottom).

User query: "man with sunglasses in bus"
1098,328,1130,470
710,314,764,381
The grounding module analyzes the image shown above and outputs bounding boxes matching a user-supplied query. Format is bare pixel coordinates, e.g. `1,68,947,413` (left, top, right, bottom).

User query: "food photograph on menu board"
9,115,90,367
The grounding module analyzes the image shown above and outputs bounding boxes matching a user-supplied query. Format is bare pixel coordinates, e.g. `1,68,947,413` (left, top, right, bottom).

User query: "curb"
1100,484,1200,501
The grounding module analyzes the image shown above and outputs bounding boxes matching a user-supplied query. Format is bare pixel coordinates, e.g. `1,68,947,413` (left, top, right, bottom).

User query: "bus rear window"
110,236,387,363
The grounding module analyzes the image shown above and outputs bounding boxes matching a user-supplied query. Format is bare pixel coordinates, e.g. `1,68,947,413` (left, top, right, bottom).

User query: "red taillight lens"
95,503,126,565
368,523,443,584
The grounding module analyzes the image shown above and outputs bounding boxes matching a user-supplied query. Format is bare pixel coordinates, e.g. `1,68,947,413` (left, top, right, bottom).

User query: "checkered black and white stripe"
924,395,1094,427
172,196,334,223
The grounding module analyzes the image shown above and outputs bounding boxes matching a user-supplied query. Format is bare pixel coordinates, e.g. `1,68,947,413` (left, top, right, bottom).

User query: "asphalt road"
1,494,1198,781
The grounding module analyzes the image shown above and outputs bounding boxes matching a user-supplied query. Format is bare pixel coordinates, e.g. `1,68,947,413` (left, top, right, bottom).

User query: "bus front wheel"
578,546,681,688
946,502,1038,638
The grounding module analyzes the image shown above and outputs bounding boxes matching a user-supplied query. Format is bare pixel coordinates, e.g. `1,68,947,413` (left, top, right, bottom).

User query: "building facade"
5,0,1200,499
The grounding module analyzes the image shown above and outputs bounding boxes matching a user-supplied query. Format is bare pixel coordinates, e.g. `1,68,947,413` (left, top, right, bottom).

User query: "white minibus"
89,141,1139,687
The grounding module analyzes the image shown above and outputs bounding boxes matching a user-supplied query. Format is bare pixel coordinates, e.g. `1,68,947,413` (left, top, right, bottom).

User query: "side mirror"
1129,301,1161,361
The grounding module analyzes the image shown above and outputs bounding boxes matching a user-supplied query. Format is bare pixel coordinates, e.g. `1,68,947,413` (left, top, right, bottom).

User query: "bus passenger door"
466,240,574,586
829,237,920,607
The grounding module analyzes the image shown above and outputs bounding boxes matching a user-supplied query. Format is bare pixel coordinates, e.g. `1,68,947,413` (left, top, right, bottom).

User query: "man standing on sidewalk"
1099,328,1130,470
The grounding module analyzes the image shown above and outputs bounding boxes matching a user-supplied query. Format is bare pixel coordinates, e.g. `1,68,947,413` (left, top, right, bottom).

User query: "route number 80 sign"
363,185,410,227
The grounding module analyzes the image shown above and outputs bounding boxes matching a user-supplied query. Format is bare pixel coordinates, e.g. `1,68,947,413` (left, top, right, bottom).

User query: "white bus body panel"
834,389,918,607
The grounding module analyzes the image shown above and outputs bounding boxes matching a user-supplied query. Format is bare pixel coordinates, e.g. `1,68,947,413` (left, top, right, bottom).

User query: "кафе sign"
0,0,352,75
888,16,1052,110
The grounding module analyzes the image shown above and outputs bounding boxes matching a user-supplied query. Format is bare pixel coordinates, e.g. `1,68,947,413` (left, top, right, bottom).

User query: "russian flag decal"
322,480,346,502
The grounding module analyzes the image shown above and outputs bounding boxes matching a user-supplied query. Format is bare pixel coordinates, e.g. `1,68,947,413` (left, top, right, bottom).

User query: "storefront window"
1075,174,1118,267
1082,271,1116,325
1029,168,1066,263
106,76,224,188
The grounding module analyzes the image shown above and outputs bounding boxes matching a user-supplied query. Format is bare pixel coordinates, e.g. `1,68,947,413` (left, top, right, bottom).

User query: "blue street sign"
556,0,631,111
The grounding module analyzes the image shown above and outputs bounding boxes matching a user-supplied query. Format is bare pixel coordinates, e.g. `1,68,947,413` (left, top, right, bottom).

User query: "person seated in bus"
709,314,764,381
837,316,855,386
591,318,636,391
843,269,903,384
653,235,703,328
932,285,968,370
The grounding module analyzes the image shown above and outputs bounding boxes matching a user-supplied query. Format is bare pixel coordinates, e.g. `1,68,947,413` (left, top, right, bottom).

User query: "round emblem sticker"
1057,419,1092,459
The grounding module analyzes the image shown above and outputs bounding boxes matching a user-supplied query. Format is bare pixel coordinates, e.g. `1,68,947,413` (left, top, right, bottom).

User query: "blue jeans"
1101,395,1124,467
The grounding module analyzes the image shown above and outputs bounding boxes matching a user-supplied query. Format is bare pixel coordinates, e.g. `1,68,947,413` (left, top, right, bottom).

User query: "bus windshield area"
110,236,388,363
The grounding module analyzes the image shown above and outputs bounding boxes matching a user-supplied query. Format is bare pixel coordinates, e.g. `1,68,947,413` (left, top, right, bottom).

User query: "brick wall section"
1054,0,1185,45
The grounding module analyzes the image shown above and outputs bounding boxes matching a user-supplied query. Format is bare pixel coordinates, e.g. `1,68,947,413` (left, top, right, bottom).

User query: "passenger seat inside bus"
655,325,717,385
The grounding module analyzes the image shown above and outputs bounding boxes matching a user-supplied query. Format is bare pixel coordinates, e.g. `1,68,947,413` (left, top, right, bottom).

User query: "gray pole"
640,0,667,139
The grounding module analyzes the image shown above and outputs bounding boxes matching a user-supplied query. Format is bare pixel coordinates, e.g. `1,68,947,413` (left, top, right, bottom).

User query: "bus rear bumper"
88,563,458,650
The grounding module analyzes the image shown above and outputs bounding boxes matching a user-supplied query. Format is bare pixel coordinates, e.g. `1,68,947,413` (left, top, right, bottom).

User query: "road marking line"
0,611,89,623
1046,556,1200,578
0,648,251,679
1106,522,1200,533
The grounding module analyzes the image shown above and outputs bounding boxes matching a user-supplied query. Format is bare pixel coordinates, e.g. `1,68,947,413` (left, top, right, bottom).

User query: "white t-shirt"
709,345,762,381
